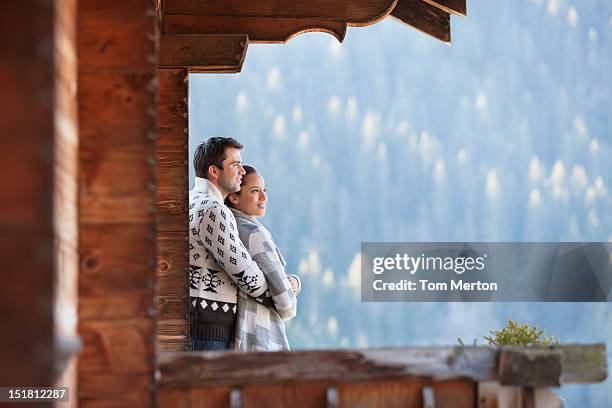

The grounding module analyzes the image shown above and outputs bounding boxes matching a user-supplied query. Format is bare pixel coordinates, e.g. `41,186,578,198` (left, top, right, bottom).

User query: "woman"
225,165,301,351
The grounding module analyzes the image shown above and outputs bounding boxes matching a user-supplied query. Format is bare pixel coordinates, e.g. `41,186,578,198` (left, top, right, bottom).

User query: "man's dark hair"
194,137,244,179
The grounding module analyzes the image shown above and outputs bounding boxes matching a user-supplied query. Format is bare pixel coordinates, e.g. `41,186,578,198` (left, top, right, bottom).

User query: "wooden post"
156,68,190,351
0,0,57,388
77,0,158,405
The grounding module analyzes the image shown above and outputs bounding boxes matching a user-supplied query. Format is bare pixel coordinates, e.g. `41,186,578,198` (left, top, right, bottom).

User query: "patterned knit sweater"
231,209,298,351
188,177,269,342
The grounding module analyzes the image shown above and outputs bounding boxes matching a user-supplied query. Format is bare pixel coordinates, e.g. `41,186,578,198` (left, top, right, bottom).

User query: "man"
189,137,271,351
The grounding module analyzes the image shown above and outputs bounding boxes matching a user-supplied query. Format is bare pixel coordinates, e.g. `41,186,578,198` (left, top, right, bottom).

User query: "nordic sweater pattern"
189,178,270,342
231,209,297,351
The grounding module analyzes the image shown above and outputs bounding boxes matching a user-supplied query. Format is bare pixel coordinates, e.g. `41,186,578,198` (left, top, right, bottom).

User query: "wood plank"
477,381,499,408
80,290,154,320
431,379,476,408
164,15,347,43
0,0,55,388
191,387,231,408
77,1,157,406
391,0,450,43
79,319,154,374
559,343,608,383
78,0,157,71
421,0,466,16
158,345,608,388
157,296,188,319
159,34,248,72
80,145,155,224
163,0,398,26
157,93,188,128
156,68,189,352
158,347,499,387
159,388,190,407
157,320,190,338
241,382,328,408
78,71,156,145
158,68,189,94
80,224,156,292
336,380,422,408
79,373,153,406
498,349,562,388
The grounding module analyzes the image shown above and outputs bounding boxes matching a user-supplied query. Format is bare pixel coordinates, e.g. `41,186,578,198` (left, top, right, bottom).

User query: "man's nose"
238,164,245,175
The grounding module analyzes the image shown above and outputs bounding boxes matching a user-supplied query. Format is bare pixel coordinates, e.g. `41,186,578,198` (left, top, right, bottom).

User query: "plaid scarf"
230,209,297,351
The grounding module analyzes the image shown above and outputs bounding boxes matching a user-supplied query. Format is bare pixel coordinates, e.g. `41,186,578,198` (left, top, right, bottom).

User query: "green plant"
483,318,559,346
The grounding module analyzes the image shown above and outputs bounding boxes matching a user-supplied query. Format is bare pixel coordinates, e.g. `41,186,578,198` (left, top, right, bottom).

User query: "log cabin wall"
77,0,158,405
0,0,57,388
156,68,189,351
53,0,79,399
155,34,249,351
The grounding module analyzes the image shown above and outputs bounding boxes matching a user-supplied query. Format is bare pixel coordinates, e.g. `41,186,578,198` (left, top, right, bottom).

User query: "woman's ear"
228,193,239,205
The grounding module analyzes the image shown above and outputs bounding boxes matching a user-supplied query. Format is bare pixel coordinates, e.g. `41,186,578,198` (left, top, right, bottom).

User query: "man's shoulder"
190,191,224,211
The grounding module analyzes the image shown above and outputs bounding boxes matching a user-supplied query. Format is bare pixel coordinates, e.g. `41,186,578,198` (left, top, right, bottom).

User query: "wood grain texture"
158,345,608,388
0,0,55,388
164,15,347,43
498,349,562,388
191,387,231,408
335,380,422,408
80,319,154,374
159,388,190,407
391,0,451,42
163,0,398,26
422,0,466,16
160,34,248,72
78,0,157,71
77,0,157,406
158,347,499,387
156,68,189,352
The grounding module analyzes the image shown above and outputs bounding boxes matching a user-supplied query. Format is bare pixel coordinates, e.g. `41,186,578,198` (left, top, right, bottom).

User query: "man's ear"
207,165,219,180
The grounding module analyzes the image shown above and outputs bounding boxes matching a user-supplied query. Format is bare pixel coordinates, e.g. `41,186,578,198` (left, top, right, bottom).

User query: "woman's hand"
287,275,301,296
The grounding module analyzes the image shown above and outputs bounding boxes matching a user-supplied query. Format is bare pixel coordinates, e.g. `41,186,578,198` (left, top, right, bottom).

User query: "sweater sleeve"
198,205,269,298
247,227,297,321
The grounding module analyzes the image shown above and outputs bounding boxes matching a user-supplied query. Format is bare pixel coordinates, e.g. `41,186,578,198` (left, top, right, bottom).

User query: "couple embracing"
188,137,300,351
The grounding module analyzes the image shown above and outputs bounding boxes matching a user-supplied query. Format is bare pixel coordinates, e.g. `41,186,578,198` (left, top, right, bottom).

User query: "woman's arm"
246,227,297,321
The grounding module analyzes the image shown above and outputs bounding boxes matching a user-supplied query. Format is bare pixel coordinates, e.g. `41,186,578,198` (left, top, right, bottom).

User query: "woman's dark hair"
224,165,258,208
193,137,244,178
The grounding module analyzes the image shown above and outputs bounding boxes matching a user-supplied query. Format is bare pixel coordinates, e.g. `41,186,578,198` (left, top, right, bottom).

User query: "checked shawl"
231,209,298,351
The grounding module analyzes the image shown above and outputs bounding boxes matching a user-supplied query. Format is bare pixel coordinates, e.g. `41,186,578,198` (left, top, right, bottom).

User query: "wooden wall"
156,68,189,351
0,0,56,388
77,0,158,405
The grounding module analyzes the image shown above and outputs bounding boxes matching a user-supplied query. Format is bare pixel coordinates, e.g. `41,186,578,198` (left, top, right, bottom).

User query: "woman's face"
230,172,267,217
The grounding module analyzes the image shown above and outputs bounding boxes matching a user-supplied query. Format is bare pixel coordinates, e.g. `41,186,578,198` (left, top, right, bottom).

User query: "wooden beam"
498,349,562,387
0,0,56,388
421,0,466,16
158,345,608,388
156,68,189,352
77,0,157,406
159,34,248,73
163,0,398,26
163,15,347,43
391,0,451,43
159,347,499,387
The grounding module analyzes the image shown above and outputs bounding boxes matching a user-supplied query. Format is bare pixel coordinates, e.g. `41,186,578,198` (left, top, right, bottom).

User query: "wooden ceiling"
158,0,466,44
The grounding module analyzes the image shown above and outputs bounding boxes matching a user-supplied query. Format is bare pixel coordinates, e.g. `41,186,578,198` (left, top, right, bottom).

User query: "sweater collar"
230,207,258,222
194,177,224,202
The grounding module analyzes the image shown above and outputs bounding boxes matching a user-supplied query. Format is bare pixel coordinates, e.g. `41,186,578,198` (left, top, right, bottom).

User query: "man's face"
216,147,245,196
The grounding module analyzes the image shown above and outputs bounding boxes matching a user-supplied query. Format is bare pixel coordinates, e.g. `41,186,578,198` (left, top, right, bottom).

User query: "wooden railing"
156,344,607,407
